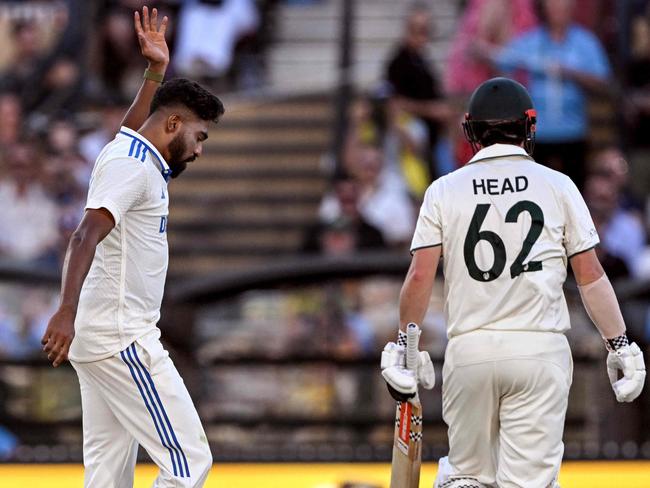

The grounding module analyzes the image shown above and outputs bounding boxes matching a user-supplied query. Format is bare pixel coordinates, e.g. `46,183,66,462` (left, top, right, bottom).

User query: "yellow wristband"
143,69,164,83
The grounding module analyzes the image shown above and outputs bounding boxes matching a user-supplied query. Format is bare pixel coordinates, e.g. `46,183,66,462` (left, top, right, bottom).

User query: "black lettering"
501,178,514,193
473,179,486,195
515,176,528,192
487,179,499,195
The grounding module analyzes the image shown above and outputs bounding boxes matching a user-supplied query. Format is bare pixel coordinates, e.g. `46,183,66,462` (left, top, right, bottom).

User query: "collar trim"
118,126,171,181
468,144,533,165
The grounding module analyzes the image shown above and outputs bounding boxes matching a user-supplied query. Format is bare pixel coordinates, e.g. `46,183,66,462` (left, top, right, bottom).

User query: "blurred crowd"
0,0,649,331
0,0,265,273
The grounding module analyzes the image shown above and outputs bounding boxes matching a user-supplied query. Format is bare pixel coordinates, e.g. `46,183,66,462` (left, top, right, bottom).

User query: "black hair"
150,78,225,123
472,120,528,147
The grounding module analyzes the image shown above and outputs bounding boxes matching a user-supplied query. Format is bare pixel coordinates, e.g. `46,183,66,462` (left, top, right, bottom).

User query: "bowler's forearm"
58,232,98,315
121,62,167,130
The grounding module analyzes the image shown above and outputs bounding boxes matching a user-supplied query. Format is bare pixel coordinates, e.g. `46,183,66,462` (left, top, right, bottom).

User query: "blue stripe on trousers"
131,345,191,477
120,348,178,477
126,345,186,477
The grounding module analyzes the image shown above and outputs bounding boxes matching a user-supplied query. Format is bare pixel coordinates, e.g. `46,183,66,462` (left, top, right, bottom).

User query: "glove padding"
607,342,646,403
381,342,435,402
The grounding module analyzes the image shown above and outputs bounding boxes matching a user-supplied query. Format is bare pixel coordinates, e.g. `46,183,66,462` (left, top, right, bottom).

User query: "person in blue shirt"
486,0,611,190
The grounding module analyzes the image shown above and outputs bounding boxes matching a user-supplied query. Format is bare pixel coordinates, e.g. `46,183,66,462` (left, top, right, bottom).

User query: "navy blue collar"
118,127,171,182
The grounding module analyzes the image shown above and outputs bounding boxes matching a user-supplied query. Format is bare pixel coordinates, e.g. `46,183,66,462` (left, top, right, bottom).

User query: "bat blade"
390,323,422,488
390,398,422,488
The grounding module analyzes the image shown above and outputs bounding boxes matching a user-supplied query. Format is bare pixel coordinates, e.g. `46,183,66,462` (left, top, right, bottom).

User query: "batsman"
381,77,646,488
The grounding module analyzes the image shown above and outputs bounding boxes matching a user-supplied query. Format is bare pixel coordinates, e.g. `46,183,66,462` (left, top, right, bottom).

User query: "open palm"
134,6,169,68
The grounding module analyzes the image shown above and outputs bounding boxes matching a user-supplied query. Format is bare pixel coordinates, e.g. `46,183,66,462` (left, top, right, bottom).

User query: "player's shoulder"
100,132,143,161
93,137,149,177
527,158,575,187
95,132,152,173
428,156,575,199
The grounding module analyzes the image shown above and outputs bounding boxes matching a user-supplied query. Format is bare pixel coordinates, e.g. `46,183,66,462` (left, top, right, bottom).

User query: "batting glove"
381,334,435,402
607,342,646,403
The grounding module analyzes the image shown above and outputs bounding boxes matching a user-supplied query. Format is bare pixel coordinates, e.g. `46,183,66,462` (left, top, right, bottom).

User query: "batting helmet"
462,77,537,155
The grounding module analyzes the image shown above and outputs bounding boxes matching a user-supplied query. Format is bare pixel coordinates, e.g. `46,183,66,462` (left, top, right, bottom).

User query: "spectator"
624,3,650,203
45,117,92,186
0,92,22,146
590,146,643,213
79,95,129,163
0,9,83,126
583,173,646,279
444,0,537,96
174,0,259,87
303,176,385,253
346,144,416,247
92,5,145,98
0,142,59,264
490,0,611,190
0,19,43,93
384,2,452,180
345,94,430,200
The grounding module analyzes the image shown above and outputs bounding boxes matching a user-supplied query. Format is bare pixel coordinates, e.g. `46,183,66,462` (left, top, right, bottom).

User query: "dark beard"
167,133,194,178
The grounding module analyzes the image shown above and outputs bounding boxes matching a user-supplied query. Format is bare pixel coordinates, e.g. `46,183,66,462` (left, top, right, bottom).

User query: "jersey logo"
159,216,168,233
128,139,149,163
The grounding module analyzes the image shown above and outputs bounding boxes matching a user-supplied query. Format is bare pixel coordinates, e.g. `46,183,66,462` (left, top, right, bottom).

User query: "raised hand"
134,6,169,71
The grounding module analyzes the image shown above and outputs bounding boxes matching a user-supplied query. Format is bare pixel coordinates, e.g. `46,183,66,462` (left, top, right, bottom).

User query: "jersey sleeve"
410,182,442,254
562,177,600,257
85,158,149,226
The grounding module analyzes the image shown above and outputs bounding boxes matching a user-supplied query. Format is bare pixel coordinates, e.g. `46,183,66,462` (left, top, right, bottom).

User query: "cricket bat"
390,322,423,488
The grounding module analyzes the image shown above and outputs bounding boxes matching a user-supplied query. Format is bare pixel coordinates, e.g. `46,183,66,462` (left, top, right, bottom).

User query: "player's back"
412,144,598,338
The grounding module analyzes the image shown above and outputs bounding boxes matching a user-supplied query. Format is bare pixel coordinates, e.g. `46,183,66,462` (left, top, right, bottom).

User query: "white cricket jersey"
69,126,172,362
411,144,599,338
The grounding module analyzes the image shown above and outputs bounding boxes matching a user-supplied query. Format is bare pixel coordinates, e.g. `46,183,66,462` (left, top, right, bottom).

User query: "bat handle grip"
406,322,420,371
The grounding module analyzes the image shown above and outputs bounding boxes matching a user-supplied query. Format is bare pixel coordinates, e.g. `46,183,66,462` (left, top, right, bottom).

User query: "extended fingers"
151,8,157,31
159,15,168,36
142,6,150,32
134,10,144,36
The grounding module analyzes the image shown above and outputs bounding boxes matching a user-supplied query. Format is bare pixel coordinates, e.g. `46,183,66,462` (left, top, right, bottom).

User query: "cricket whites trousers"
435,330,572,488
72,329,212,487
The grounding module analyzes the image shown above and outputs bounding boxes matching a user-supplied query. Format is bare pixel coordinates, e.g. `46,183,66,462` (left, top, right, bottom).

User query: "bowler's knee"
189,445,212,487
